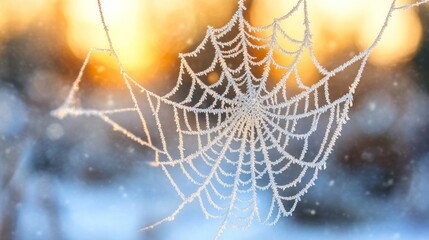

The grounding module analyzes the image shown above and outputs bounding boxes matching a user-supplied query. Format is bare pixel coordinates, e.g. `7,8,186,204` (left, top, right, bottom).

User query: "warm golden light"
64,0,154,77
0,0,52,43
250,0,424,83
250,0,322,85
64,0,236,80
357,1,422,66
0,0,424,84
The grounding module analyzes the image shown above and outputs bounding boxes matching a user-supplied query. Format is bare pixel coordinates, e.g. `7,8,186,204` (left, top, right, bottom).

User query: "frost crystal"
53,0,428,238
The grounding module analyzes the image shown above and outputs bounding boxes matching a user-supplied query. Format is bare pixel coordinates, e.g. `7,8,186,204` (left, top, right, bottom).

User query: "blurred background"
1,0,429,239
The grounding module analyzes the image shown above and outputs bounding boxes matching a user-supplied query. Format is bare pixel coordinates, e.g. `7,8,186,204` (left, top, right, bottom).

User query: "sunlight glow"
250,0,423,84
64,0,235,80
0,0,52,42
64,0,154,77
357,1,422,66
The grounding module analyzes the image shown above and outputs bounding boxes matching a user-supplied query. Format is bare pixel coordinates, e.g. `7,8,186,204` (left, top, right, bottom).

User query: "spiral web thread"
53,0,428,238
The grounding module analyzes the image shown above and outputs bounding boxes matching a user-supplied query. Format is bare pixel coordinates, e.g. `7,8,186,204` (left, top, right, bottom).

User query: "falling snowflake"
53,0,429,238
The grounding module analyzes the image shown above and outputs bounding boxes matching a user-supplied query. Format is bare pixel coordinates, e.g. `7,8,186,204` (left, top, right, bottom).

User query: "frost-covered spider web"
53,0,429,238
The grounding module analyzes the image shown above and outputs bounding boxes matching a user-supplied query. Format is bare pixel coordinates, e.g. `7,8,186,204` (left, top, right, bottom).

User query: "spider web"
53,0,429,238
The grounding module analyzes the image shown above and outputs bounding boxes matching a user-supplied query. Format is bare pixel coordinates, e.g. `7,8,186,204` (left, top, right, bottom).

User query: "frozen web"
53,0,428,238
